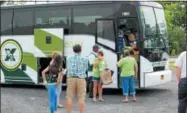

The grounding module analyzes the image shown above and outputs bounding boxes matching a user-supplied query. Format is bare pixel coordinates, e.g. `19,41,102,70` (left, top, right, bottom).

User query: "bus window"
35,7,71,34
13,8,33,35
73,4,115,35
1,10,13,35
139,6,157,38
97,20,115,50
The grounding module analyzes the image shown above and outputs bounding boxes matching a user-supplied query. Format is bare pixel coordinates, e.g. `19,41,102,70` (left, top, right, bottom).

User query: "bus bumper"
144,70,172,87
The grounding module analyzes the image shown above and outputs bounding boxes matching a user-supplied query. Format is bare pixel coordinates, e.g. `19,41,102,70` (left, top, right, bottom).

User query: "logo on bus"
0,39,23,71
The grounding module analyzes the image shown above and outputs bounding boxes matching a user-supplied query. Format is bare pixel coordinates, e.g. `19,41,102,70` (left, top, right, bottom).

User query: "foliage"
159,1,186,56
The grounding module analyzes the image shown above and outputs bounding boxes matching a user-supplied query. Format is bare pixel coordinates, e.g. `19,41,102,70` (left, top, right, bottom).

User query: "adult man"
87,45,100,98
66,44,88,113
175,51,186,113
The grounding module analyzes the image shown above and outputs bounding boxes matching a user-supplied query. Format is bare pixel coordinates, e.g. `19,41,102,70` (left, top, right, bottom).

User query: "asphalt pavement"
1,70,178,113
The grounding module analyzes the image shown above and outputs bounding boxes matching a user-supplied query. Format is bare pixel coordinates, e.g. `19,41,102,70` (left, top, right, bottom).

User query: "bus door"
116,17,140,88
95,18,119,88
34,28,64,84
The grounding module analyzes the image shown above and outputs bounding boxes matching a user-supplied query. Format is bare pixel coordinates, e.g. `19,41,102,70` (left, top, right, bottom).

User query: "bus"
0,1,172,89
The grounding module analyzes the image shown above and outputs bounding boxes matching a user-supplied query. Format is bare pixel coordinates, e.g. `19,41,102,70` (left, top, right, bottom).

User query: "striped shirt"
67,54,88,79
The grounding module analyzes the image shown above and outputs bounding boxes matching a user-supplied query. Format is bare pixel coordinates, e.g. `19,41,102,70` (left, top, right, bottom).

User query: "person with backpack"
42,53,63,113
87,45,100,98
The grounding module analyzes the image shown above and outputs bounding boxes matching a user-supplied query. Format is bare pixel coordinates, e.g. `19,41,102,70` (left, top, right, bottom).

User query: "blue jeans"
46,84,57,113
121,76,136,96
56,83,62,104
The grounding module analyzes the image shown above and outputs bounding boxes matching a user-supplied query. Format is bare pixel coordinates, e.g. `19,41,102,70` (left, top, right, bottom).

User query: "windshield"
139,6,168,49
139,6,170,66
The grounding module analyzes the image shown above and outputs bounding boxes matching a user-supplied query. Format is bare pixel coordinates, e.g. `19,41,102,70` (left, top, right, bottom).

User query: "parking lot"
1,70,178,113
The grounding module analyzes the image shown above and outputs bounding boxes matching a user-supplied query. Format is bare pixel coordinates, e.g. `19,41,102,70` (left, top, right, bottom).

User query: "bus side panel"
0,36,38,84
34,28,64,57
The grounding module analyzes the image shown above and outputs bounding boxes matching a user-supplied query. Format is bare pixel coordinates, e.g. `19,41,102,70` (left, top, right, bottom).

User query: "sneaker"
93,98,97,102
99,98,104,102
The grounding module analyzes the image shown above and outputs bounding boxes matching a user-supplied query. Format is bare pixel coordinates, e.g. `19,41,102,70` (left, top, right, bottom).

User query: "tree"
158,1,186,55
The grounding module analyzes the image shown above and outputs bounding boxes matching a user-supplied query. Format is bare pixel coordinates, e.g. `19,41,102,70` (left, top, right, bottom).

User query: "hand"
43,80,47,86
177,80,180,86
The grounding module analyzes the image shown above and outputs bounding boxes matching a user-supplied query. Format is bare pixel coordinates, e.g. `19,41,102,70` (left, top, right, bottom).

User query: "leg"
98,82,104,101
93,77,98,101
47,85,58,113
178,78,187,113
56,83,63,108
129,76,136,101
66,78,76,113
77,79,86,113
88,76,93,98
121,77,129,102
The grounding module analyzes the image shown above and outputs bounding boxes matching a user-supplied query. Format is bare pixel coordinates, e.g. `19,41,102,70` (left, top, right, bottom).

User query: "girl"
92,50,107,102
42,53,63,113
50,52,64,108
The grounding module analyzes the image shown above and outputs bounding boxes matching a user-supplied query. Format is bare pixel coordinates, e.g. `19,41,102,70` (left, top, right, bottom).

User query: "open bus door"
95,18,119,88
34,28,64,84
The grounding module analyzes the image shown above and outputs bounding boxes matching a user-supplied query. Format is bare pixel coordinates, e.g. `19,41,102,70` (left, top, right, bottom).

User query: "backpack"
87,52,97,71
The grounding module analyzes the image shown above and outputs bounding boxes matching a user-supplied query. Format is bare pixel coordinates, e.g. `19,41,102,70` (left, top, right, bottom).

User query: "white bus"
0,1,172,88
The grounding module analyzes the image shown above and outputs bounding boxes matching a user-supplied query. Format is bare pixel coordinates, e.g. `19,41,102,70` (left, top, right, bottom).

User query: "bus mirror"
46,36,52,44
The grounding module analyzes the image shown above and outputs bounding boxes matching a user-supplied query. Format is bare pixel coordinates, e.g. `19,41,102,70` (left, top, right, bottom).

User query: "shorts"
92,77,100,82
66,77,86,101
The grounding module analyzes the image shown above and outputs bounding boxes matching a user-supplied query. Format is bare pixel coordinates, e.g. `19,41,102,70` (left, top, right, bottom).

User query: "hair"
97,50,104,56
52,51,60,59
93,45,99,50
124,50,130,56
50,54,62,74
73,44,82,53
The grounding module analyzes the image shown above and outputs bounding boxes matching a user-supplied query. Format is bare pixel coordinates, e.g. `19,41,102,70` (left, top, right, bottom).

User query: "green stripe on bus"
22,52,37,71
34,29,63,57
1,67,34,83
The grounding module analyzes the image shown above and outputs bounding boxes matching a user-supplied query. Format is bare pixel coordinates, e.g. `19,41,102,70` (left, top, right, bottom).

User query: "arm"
93,59,99,68
117,59,123,67
42,66,49,85
134,60,138,79
175,53,183,83
57,70,63,86
176,67,181,83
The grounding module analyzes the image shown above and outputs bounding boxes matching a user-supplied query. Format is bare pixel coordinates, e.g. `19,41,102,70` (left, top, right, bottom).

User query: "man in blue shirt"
66,44,88,113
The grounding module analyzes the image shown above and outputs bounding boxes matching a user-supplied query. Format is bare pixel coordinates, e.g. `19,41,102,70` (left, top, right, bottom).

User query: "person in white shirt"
87,45,100,98
175,51,187,113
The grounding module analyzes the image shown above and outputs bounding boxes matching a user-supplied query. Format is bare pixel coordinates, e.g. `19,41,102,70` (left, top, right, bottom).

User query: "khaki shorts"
66,77,86,101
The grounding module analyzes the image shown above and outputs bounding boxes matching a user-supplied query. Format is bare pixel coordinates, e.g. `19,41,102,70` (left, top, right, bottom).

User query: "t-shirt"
92,59,107,78
46,65,62,84
117,56,137,77
175,51,186,79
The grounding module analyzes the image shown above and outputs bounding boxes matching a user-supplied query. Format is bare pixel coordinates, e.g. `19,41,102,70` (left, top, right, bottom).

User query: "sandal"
99,98,104,102
122,99,129,103
58,104,64,108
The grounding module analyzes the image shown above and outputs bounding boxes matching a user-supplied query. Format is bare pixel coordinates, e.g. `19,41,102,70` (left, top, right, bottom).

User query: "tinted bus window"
73,4,115,35
1,9,13,35
35,7,71,34
139,6,157,38
13,8,34,35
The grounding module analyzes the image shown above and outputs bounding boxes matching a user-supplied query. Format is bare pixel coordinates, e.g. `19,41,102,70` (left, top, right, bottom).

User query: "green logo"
4,48,17,61
0,40,23,71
